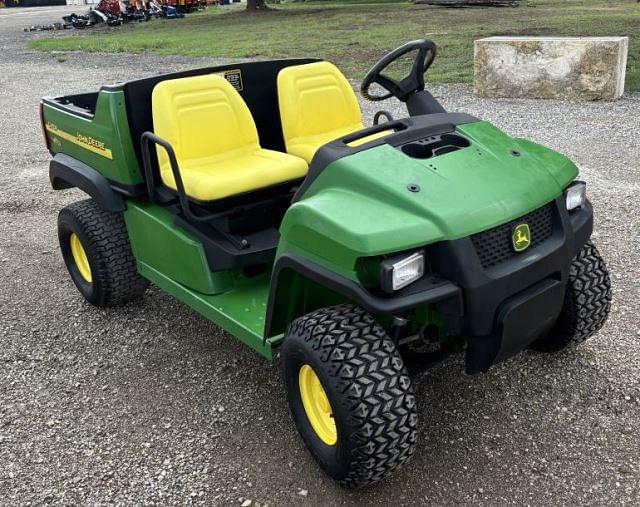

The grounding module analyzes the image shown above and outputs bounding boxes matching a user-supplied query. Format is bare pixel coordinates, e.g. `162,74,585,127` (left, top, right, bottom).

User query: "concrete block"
474,36,629,100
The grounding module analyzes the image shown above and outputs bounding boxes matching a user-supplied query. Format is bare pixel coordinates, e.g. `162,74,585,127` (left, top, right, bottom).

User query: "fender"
49,153,125,212
264,253,462,339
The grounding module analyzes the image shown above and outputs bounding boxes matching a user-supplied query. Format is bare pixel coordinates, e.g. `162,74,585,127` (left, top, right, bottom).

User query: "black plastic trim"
175,214,280,272
425,196,593,373
264,253,463,338
49,153,125,212
109,181,148,198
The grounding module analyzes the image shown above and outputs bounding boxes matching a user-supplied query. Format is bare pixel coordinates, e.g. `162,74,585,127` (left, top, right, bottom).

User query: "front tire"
58,199,149,307
281,305,417,488
529,241,612,352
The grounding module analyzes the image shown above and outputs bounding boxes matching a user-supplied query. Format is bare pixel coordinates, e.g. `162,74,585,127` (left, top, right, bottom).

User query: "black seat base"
170,183,295,272
176,215,280,272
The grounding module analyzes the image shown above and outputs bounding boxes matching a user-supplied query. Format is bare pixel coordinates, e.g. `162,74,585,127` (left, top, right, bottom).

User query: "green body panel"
138,261,277,359
43,90,142,186
121,201,351,346
277,121,578,280
123,200,235,295
124,200,277,356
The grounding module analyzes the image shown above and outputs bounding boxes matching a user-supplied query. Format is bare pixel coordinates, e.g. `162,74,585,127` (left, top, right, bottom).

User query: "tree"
246,0,268,10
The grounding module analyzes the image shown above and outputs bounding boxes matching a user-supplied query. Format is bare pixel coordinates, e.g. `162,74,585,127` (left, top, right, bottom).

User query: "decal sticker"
223,69,244,92
45,122,113,160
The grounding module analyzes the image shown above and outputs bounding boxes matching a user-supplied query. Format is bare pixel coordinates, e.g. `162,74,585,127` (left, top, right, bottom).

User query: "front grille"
471,203,555,269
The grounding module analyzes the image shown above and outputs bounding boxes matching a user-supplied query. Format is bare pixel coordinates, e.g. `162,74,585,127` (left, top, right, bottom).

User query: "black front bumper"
428,196,593,373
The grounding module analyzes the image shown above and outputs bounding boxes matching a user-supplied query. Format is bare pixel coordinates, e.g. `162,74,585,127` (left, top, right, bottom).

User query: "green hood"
278,120,578,280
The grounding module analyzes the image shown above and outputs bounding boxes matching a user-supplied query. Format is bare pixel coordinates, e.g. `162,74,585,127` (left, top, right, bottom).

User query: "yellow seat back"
152,74,260,178
277,62,365,162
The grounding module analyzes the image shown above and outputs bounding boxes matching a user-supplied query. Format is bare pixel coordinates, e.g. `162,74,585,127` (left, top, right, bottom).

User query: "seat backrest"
277,61,363,147
152,74,259,171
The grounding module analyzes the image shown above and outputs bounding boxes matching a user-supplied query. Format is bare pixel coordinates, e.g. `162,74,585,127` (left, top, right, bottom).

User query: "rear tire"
58,199,149,307
529,241,611,352
281,305,418,488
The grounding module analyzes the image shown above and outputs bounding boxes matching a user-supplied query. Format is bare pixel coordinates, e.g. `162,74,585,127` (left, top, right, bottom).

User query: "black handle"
140,131,252,250
141,131,203,224
340,119,408,145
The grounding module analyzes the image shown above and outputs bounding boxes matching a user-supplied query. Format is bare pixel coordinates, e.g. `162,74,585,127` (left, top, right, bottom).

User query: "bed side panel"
43,89,143,187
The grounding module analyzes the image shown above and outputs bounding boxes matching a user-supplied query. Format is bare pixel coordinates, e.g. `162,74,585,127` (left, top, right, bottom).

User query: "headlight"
380,251,425,292
565,181,586,211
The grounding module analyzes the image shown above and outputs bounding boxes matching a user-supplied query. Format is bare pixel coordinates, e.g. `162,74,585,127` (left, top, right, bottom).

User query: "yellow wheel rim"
299,364,337,446
70,233,92,283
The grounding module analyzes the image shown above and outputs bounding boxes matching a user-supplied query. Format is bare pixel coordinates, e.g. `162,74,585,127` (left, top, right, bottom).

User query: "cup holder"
400,133,470,159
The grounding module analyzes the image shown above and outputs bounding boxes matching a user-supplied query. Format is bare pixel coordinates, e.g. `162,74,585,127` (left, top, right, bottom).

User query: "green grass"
30,0,640,90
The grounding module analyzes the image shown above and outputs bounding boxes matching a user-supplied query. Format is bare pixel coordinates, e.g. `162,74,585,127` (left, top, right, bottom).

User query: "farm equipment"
40,40,611,487
163,0,199,13
58,0,183,30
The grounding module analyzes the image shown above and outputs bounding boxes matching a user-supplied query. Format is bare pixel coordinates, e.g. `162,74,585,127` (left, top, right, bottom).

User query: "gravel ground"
1,6,639,506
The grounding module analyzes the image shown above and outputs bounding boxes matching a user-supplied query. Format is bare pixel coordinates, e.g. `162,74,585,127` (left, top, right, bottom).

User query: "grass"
30,0,640,90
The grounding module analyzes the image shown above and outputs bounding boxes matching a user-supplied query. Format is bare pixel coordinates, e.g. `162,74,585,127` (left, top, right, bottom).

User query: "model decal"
45,122,113,160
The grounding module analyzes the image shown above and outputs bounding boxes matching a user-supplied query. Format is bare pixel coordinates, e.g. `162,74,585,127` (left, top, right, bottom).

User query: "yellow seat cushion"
284,125,362,163
152,74,308,202
278,62,369,163
158,148,307,202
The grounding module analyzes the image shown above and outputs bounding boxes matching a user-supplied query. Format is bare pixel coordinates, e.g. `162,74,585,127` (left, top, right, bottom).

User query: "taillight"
39,101,51,151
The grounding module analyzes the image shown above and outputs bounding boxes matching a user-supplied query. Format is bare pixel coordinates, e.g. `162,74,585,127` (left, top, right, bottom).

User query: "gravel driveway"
1,6,639,505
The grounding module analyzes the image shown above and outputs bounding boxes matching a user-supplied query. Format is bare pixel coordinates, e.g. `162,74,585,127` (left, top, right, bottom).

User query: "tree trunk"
246,0,268,10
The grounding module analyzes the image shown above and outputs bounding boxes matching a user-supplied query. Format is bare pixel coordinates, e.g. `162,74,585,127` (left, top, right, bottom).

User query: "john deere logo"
512,223,531,252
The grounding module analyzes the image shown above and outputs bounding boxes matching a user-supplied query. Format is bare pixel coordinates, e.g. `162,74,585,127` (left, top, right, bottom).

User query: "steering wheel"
361,39,437,102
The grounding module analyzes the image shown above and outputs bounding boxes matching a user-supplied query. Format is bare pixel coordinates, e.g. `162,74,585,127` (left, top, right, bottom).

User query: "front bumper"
428,196,593,373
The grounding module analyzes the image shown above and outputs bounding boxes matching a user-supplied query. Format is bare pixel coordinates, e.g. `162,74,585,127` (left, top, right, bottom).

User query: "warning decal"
224,69,244,92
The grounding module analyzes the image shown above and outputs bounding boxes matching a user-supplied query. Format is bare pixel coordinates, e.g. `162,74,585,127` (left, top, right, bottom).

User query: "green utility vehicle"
41,41,611,487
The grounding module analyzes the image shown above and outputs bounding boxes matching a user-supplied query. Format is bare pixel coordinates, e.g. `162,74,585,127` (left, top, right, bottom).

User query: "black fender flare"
49,153,125,212
264,253,462,339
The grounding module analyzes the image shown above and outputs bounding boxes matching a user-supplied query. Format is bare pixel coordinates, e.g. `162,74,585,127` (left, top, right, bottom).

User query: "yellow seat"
152,74,308,202
277,62,386,163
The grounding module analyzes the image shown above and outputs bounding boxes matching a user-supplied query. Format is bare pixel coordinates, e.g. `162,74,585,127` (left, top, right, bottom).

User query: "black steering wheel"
361,39,437,102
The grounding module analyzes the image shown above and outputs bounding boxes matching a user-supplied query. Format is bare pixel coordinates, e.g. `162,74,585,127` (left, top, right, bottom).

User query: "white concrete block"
474,36,629,101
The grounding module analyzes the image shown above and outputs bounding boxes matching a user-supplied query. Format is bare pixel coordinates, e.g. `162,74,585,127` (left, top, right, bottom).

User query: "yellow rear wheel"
58,199,149,307
299,364,337,446
69,233,92,283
